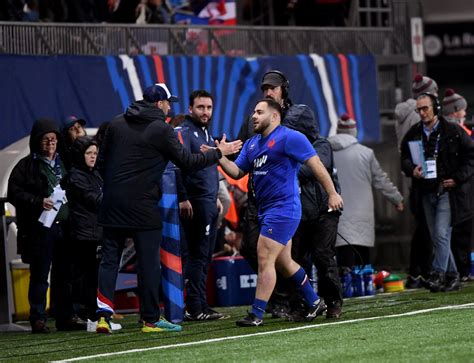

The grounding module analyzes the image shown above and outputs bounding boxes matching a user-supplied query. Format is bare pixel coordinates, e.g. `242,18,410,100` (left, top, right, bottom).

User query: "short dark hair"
189,90,214,107
257,98,282,119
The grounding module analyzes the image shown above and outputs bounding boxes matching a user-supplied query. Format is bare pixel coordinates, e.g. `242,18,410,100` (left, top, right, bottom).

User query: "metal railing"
0,22,409,58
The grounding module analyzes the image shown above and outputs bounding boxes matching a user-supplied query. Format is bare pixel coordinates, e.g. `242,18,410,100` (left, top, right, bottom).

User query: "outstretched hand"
200,134,242,156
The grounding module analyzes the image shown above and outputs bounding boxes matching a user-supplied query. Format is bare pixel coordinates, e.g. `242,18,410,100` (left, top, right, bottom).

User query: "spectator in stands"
65,136,103,321
179,90,225,321
214,98,343,326
135,0,169,24
94,83,241,334
8,119,84,333
401,93,474,292
289,116,343,319
329,114,404,269
395,73,438,289
237,69,319,318
22,0,39,21
442,89,473,281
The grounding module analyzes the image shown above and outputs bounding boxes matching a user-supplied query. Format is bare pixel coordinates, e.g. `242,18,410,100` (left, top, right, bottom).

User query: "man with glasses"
400,93,474,293
8,119,83,333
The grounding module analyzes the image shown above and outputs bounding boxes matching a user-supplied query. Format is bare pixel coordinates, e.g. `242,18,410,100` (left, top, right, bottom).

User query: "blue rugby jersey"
235,125,317,218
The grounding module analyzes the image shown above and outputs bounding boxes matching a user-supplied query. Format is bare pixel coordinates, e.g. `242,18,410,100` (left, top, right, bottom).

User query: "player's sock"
289,267,319,306
251,298,267,319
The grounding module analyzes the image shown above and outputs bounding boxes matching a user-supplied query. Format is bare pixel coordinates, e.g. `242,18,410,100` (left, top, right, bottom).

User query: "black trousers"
29,222,73,325
451,218,473,278
97,228,162,323
336,245,370,269
182,199,218,314
72,239,100,320
292,213,343,305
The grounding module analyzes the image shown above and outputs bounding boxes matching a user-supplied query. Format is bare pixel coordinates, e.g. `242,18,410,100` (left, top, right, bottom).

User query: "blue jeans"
422,192,457,274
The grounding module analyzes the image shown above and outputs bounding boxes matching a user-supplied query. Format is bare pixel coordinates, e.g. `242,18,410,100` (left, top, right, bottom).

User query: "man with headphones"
237,70,342,318
400,92,474,293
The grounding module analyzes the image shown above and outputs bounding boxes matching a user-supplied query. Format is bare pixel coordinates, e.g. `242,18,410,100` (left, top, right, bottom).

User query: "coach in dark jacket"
65,136,103,319
95,83,242,333
8,119,81,333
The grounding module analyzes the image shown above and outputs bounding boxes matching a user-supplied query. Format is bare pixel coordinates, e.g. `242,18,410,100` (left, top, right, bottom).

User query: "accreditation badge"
425,158,437,179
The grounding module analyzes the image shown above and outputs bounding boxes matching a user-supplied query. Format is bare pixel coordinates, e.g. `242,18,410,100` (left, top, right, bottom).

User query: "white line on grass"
56,303,474,362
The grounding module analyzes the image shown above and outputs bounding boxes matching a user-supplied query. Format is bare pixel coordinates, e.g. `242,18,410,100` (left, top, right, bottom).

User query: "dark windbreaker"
97,100,221,229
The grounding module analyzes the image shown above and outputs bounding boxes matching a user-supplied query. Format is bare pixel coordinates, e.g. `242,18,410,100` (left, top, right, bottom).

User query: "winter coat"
7,119,66,261
97,100,221,229
180,115,219,202
329,134,403,248
400,117,474,226
65,137,103,241
395,99,419,150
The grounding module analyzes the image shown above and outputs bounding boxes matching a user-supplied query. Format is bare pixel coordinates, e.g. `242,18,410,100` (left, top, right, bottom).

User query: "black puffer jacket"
97,100,221,229
401,117,474,225
7,119,65,261
65,137,103,241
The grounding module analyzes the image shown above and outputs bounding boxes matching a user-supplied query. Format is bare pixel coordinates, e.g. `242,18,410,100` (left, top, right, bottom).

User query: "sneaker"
142,317,182,333
236,312,263,327
184,309,224,321
31,320,50,334
405,275,423,289
205,308,229,320
326,300,342,319
289,299,327,322
96,317,112,334
427,272,445,293
443,276,461,292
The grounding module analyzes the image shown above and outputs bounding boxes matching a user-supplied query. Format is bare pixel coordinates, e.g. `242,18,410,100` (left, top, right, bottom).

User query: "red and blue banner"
0,53,379,149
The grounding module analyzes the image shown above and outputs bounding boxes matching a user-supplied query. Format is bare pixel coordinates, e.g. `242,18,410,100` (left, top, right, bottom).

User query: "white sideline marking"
56,303,474,362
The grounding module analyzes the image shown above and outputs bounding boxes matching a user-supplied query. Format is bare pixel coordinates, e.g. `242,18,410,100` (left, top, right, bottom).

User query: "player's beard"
253,116,271,134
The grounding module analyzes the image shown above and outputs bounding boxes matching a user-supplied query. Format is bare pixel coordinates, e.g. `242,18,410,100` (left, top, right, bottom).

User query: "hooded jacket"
7,119,66,261
395,99,419,150
329,134,403,248
65,137,103,241
97,100,221,229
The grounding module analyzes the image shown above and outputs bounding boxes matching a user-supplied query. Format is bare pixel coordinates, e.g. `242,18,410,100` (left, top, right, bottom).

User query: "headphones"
418,92,441,117
262,70,290,98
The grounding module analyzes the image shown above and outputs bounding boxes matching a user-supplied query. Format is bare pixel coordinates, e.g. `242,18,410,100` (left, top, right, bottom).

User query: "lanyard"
422,133,440,159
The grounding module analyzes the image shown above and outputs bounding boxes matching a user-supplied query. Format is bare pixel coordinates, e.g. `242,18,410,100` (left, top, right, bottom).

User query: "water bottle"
341,267,353,298
363,264,375,296
352,266,365,297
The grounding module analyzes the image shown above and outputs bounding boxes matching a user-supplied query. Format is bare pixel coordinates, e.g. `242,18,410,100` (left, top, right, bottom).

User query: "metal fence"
0,21,413,114
0,22,408,58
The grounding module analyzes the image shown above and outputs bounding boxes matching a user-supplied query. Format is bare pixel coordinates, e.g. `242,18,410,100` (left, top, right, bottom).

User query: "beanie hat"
442,88,467,116
412,73,438,98
337,113,357,137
